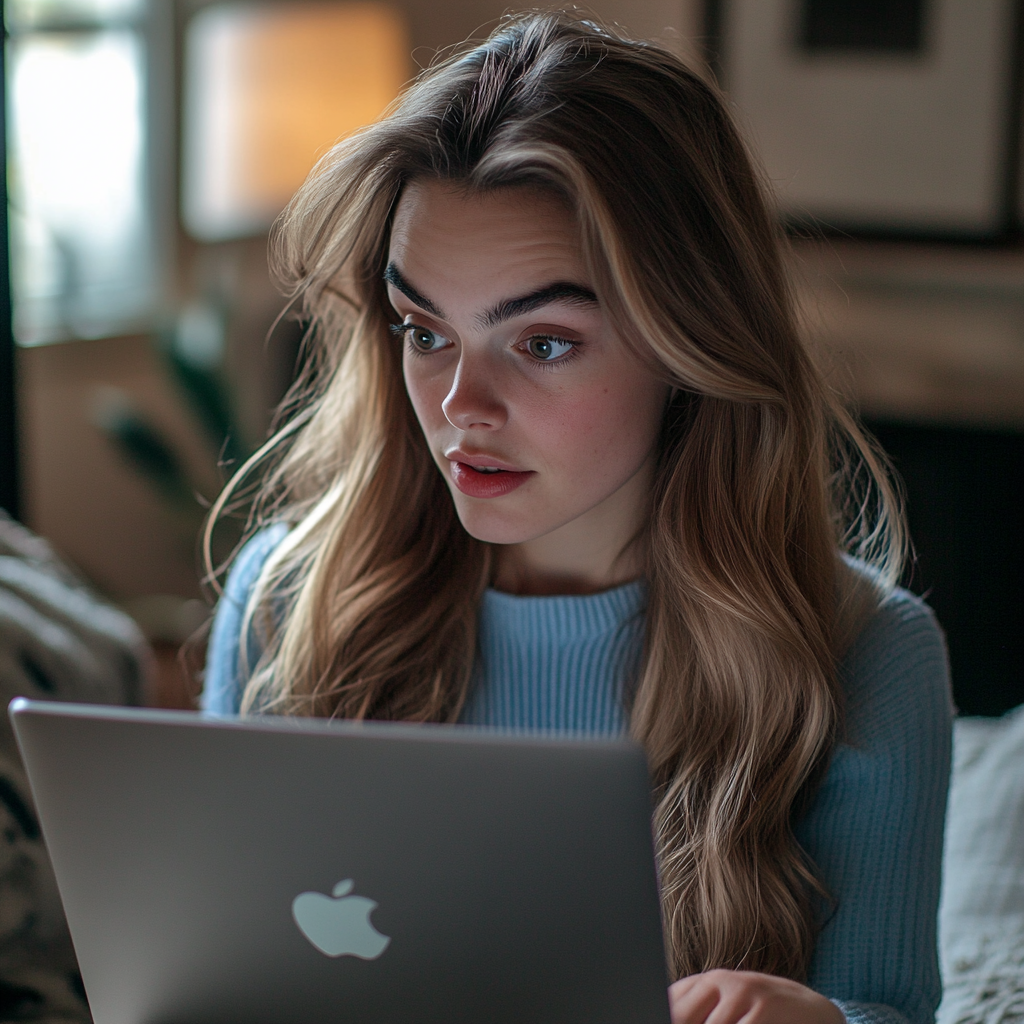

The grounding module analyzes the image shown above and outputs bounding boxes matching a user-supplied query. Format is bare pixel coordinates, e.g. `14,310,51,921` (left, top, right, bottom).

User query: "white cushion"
937,705,1024,1024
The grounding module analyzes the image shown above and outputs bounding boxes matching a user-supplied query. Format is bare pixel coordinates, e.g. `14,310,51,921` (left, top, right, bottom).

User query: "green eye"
393,323,449,353
411,327,437,350
527,336,574,361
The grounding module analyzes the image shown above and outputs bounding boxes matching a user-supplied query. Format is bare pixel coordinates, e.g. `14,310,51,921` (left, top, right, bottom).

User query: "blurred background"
1,0,1021,714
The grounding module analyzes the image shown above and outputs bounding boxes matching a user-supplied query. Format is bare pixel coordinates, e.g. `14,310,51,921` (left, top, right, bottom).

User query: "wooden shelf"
788,239,1024,430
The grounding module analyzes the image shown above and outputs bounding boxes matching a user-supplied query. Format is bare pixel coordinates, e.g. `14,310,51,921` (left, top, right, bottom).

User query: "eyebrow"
384,262,598,328
384,263,444,318
479,282,598,328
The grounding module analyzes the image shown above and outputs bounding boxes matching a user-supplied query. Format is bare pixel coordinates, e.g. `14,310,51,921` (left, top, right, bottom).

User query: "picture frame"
705,0,1024,239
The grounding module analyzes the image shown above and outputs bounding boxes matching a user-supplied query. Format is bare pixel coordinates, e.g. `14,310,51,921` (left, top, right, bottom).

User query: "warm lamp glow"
183,2,409,241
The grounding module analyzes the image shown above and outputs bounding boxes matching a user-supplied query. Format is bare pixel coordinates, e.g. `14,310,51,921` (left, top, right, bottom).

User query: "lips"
448,459,533,499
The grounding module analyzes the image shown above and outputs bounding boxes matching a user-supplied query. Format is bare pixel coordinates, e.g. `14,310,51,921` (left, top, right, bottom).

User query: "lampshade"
183,1,410,241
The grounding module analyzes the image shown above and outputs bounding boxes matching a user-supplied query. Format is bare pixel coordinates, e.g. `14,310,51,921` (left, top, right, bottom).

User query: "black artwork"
799,0,927,53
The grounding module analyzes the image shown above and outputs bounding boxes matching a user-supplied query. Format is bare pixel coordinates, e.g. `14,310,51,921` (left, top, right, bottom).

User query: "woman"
204,13,951,1024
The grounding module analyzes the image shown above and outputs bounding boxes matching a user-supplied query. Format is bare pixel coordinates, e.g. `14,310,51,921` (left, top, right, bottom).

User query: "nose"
441,353,507,431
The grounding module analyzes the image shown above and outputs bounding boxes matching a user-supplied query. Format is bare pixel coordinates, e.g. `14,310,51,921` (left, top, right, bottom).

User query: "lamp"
183,1,410,241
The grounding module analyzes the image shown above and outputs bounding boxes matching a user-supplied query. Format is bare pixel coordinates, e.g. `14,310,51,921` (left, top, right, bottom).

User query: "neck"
492,542,645,596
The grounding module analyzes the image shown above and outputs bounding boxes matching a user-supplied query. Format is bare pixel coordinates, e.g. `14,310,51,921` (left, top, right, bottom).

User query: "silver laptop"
10,698,670,1023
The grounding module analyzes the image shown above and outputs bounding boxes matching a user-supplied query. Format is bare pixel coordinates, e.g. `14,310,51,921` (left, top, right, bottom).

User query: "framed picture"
707,0,1023,239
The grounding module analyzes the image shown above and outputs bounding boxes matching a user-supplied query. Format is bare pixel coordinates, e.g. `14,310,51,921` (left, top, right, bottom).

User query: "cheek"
403,357,446,432
527,377,663,475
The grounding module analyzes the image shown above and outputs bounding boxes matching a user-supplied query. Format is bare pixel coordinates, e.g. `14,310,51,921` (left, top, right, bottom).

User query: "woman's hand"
669,969,845,1024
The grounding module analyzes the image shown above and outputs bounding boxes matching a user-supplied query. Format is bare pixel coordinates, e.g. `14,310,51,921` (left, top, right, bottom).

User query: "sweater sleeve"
796,587,953,1024
201,525,288,716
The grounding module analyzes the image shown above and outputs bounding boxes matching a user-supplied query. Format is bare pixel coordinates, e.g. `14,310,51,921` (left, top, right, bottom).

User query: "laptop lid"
10,699,670,1024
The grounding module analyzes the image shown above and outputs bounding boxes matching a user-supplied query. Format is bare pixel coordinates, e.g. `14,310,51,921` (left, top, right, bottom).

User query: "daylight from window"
7,0,154,345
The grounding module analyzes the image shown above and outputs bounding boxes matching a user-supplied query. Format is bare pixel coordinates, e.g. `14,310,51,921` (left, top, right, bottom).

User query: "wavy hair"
206,12,904,981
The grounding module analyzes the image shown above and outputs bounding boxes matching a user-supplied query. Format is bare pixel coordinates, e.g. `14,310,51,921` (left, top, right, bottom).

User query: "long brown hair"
207,11,903,981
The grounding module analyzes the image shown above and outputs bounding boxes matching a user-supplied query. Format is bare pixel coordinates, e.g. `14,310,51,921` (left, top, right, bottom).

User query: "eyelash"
389,322,581,368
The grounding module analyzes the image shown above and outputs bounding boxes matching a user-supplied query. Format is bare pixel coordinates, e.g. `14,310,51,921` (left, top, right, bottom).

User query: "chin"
451,501,545,547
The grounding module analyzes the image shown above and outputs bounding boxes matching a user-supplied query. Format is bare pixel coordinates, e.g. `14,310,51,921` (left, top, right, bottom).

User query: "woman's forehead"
388,181,580,261
386,180,590,314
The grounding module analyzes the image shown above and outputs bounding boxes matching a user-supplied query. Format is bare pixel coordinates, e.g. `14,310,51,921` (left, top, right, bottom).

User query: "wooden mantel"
788,238,1024,430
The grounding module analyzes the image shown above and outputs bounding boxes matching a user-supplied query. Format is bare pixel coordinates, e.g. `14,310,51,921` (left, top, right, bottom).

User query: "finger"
669,975,703,999
670,980,722,1024
703,991,755,1024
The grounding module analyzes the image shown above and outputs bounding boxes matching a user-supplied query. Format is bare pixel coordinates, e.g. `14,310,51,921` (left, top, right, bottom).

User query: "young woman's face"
387,181,668,588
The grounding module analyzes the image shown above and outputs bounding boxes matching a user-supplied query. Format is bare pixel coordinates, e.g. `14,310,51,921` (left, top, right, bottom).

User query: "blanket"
0,510,151,1022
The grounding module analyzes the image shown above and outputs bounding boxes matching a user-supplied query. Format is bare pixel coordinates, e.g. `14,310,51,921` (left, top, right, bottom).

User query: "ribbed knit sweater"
204,526,953,1024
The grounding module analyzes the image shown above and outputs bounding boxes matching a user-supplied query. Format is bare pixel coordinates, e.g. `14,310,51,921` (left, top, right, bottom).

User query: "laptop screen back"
11,700,670,1024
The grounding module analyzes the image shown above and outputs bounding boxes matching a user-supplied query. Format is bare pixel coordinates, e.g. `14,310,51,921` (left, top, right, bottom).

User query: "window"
6,0,409,343
6,0,161,345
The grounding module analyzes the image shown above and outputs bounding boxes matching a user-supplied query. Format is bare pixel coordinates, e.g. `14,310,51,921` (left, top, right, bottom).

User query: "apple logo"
291,879,391,959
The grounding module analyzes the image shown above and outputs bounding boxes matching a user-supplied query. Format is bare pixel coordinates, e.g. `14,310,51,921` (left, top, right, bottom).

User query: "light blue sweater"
204,526,953,1024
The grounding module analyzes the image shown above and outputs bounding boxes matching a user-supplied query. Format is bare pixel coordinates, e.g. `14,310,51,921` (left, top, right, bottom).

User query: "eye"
525,335,575,362
410,326,445,352
392,323,450,354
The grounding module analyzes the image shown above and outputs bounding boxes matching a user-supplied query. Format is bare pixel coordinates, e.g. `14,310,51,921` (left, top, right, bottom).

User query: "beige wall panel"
18,337,219,600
